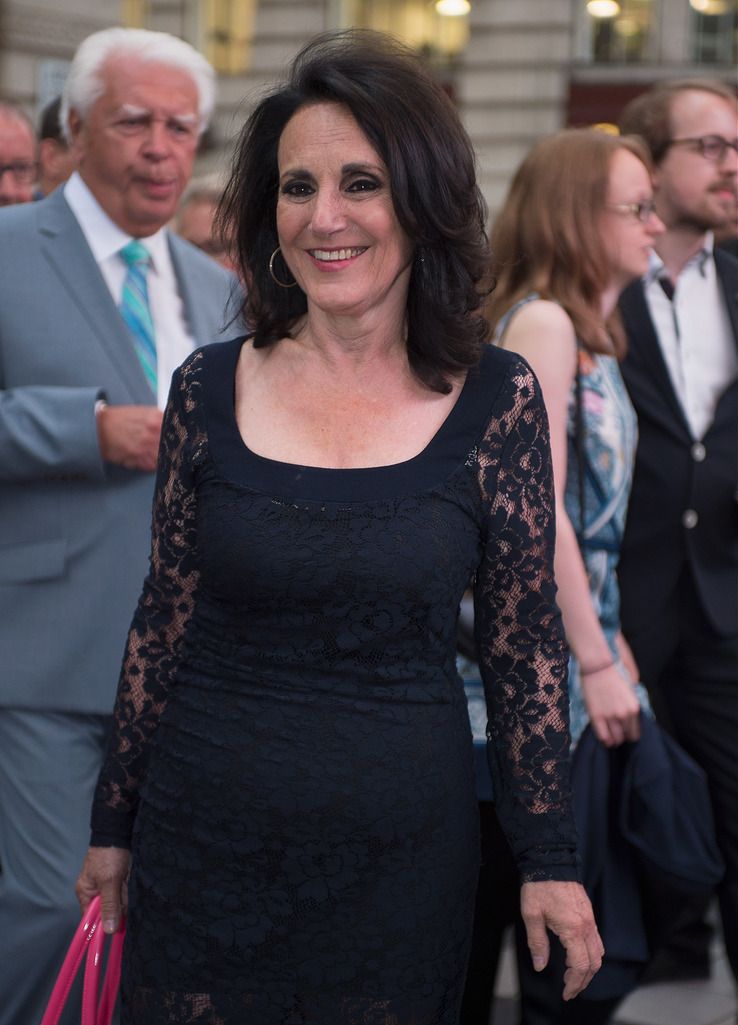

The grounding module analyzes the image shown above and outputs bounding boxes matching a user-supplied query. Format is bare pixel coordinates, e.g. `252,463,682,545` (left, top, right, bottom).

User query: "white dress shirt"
64,172,195,409
644,234,737,441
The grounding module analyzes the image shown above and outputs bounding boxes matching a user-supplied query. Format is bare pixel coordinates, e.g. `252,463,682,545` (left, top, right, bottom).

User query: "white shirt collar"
645,232,714,286
63,171,170,273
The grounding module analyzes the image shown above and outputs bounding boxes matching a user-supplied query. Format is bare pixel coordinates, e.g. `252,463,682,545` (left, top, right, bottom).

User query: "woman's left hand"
520,880,604,1000
582,663,641,747
615,630,639,682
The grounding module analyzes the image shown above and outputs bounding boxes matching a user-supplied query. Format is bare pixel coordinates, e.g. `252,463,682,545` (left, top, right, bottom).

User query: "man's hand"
97,404,163,471
76,846,130,934
521,880,604,1001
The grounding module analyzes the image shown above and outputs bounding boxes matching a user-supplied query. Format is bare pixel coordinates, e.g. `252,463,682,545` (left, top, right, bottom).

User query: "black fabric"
515,930,621,1025
506,713,723,1022
571,715,723,999
459,805,622,1025
91,339,577,1025
459,802,519,1025
618,253,738,982
626,569,738,980
657,276,675,302
718,236,738,259
617,719,724,893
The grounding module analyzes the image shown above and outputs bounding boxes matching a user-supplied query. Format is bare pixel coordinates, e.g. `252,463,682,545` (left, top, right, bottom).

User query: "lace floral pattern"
91,340,576,1025
475,365,577,878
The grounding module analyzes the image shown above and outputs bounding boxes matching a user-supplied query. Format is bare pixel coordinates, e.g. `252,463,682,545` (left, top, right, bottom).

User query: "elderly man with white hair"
0,27,240,1025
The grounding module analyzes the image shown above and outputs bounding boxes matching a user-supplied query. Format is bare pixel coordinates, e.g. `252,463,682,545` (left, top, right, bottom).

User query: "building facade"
1,0,736,215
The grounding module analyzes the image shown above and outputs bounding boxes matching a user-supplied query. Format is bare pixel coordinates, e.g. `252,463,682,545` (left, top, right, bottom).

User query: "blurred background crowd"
2,0,738,222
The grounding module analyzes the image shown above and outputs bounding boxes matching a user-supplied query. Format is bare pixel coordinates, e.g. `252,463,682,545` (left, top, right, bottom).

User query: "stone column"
456,0,574,221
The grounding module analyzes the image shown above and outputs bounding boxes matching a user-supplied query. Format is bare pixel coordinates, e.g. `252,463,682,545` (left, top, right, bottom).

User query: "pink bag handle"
40,895,125,1025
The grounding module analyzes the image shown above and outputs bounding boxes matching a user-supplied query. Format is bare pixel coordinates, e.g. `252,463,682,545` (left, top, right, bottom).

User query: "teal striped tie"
119,240,157,395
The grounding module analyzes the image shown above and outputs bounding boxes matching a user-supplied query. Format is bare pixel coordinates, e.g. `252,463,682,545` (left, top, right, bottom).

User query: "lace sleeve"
474,360,580,883
90,354,205,848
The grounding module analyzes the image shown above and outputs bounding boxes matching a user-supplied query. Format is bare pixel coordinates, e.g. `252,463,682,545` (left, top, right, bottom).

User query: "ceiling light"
586,0,621,17
436,0,471,15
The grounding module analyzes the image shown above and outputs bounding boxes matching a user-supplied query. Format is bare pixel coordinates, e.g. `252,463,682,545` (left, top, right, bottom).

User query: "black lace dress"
91,338,578,1025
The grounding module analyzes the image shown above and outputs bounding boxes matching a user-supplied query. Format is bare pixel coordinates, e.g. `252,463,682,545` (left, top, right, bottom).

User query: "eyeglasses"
607,200,658,223
0,161,37,183
667,135,738,163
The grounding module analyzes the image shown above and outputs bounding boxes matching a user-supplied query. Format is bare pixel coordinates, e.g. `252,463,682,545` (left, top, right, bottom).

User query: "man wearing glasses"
0,103,37,206
618,80,738,985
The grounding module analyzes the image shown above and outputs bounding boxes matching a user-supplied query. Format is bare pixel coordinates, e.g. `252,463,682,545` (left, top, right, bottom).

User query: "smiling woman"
79,30,604,1025
274,103,414,328
219,30,490,394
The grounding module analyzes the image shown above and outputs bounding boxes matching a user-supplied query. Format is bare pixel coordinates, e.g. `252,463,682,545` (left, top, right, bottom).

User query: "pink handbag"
40,895,125,1025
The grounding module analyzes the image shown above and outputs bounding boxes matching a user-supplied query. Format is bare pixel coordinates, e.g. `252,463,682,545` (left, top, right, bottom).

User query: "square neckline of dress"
229,336,474,473
201,336,516,504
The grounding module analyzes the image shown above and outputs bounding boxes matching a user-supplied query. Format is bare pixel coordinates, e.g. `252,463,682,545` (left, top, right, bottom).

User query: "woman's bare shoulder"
503,299,576,346
500,299,577,372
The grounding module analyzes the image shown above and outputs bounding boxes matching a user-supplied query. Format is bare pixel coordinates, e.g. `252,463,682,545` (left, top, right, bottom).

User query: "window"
691,0,738,64
345,0,470,68
122,0,149,27
204,0,257,74
586,0,657,63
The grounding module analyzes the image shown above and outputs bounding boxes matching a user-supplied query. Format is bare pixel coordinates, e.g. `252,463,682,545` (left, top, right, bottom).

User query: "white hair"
60,27,216,142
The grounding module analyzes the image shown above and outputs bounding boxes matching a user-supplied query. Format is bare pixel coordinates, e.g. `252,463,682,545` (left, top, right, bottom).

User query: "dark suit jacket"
0,188,242,712
618,249,738,638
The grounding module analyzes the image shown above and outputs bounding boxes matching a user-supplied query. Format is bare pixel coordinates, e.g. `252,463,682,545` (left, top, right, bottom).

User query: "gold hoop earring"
268,247,297,288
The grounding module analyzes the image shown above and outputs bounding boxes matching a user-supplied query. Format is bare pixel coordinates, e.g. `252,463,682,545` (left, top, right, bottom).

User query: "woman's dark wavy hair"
218,30,491,393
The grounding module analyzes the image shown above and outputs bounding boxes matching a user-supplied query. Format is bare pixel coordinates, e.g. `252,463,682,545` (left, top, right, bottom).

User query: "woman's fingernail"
533,956,545,970
103,919,117,933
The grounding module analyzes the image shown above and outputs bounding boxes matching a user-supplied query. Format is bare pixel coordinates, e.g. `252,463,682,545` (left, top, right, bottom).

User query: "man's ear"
39,137,56,172
67,109,84,157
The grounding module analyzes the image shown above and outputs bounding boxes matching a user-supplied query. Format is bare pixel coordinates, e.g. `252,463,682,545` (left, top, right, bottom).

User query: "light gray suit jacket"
0,188,242,712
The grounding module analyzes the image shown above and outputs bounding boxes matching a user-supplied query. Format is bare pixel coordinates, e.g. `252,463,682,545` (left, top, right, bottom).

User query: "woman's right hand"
582,663,640,748
76,846,130,934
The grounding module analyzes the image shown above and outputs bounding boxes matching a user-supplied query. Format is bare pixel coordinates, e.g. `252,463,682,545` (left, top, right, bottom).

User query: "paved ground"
489,924,737,1025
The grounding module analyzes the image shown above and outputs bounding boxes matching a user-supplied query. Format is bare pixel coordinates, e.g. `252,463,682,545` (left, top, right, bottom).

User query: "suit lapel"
169,234,221,347
169,235,203,346
37,192,154,403
169,233,239,346
620,279,692,437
